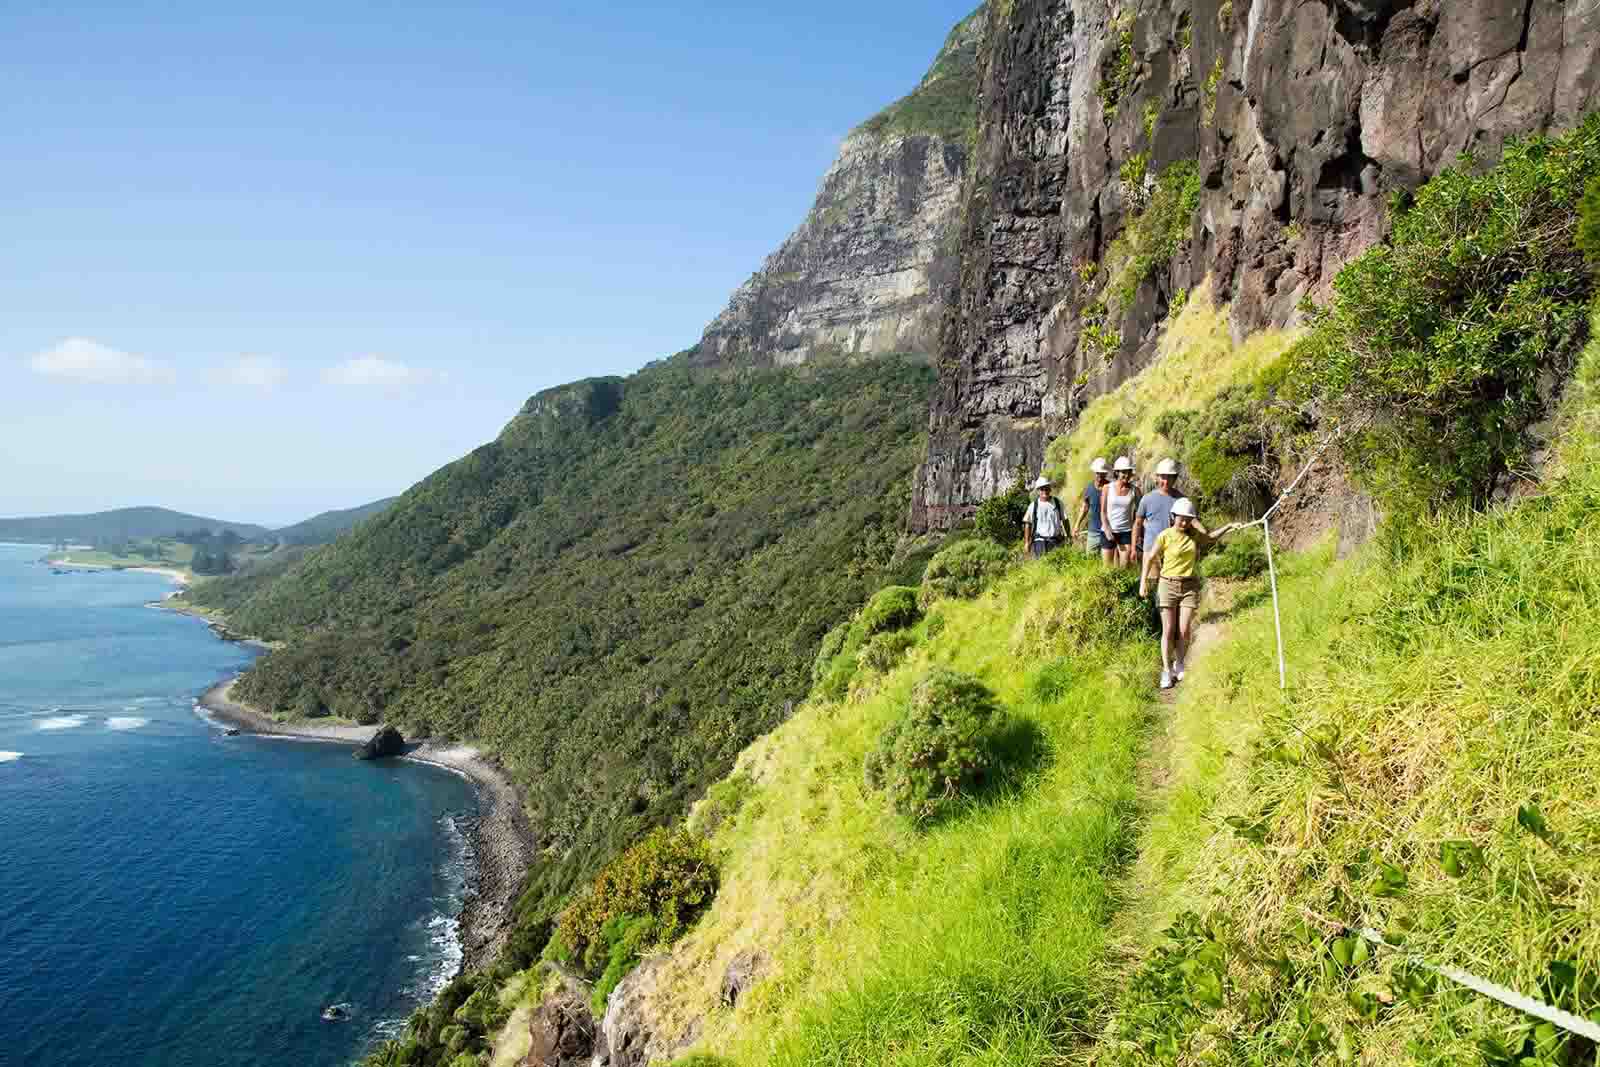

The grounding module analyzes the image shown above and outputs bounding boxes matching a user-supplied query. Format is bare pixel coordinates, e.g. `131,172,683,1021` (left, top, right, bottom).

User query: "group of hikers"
1021,457,1243,689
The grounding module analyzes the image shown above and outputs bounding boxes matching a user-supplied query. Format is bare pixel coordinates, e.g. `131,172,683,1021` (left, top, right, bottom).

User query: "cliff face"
912,0,1600,529
690,9,986,367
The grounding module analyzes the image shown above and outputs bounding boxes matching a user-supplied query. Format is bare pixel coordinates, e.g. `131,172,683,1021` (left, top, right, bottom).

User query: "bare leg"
1101,545,1116,567
1177,602,1196,666
1160,603,1178,672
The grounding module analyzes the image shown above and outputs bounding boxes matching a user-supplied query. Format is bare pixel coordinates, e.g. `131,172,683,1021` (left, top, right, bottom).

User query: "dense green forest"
190,358,937,928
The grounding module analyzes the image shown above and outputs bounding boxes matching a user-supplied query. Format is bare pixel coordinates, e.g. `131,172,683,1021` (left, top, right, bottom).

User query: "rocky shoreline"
198,677,534,973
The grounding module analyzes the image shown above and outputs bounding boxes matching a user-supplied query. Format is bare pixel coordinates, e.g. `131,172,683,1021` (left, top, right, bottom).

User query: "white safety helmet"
1032,475,1053,490
1089,457,1109,474
1113,455,1134,472
1172,497,1198,519
1155,457,1180,477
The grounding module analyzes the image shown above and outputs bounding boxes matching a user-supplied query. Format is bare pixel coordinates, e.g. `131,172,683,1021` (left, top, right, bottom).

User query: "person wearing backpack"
1022,475,1068,559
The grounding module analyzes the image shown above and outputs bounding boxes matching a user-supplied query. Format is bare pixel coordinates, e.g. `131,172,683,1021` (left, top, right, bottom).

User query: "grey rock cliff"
691,9,987,367
911,0,1600,529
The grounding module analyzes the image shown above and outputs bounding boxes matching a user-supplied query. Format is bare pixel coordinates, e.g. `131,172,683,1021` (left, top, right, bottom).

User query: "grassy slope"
573,300,1600,1067
856,6,985,141
648,556,1156,1066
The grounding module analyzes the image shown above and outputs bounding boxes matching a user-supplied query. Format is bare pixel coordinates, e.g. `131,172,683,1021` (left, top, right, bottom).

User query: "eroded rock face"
690,10,986,367
590,957,697,1067
522,976,595,1067
911,0,1600,529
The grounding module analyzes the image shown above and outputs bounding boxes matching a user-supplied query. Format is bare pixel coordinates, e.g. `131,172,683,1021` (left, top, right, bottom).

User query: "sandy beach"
199,677,535,973
49,559,192,586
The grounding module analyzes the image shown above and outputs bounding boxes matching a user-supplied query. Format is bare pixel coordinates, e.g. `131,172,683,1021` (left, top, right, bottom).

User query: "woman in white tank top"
1100,457,1140,568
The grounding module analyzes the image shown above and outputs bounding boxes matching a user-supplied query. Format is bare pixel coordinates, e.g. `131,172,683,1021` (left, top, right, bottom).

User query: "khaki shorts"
1158,576,1200,610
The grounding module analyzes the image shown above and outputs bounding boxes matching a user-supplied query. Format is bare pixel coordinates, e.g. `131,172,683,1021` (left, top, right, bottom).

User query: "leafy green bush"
859,629,916,674
559,828,717,968
589,913,658,1015
920,539,1013,605
1200,534,1268,580
859,585,922,636
1293,115,1600,507
972,465,1032,545
689,772,756,838
1108,161,1201,309
863,669,1004,822
811,622,849,684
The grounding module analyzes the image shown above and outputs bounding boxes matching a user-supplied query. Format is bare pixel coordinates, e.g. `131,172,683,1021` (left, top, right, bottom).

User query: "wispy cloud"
322,355,441,387
28,337,175,385
212,355,287,388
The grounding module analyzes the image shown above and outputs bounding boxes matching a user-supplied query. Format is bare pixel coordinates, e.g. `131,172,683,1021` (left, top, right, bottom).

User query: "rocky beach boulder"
353,724,405,760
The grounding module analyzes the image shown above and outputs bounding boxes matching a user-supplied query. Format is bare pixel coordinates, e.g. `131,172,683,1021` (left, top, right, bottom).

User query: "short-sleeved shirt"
1081,483,1103,535
1024,497,1065,540
1152,527,1199,578
1137,491,1177,552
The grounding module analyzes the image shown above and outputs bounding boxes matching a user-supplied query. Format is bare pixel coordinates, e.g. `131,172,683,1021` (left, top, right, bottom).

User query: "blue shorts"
1109,530,1134,548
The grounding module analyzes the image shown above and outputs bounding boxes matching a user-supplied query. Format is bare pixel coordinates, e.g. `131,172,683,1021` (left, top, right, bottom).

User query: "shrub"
920,539,1013,605
1108,161,1202,310
689,772,755,838
1580,174,1600,267
972,467,1032,545
1200,533,1268,579
859,585,922,636
558,828,718,967
589,913,658,1015
1293,115,1600,508
863,669,1004,822
811,622,849,684
1012,565,1149,655
859,629,916,674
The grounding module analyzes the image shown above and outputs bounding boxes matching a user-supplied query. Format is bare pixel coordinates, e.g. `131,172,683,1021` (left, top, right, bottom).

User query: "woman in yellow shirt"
1139,498,1240,689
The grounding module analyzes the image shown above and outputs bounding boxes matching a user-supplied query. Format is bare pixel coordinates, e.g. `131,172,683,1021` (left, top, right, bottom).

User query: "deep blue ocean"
0,543,479,1067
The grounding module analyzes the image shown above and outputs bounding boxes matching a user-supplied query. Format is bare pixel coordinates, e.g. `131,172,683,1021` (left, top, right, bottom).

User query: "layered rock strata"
691,9,986,366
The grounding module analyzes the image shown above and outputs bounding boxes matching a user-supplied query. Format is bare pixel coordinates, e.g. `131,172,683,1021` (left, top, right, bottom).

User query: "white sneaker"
1160,670,1173,690
1175,662,1186,682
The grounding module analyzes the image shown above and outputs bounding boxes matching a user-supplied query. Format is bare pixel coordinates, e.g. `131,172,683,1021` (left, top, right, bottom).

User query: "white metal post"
1262,518,1286,689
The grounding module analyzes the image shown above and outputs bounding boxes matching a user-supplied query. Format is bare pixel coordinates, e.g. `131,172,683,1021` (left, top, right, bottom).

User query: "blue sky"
1,0,976,526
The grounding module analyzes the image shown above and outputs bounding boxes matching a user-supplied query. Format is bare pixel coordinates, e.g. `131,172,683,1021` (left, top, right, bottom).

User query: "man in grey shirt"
1133,458,1183,559
1023,476,1067,558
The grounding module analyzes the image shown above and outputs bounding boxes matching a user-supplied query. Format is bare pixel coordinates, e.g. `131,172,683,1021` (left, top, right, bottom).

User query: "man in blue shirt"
1075,458,1111,561
1133,457,1183,560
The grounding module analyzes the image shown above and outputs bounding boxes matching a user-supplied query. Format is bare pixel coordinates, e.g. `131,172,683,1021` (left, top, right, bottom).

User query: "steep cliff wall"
912,0,1600,529
690,9,986,367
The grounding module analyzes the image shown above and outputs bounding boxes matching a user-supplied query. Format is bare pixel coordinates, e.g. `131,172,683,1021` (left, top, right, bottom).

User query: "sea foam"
38,714,88,730
0,751,21,763
107,717,149,731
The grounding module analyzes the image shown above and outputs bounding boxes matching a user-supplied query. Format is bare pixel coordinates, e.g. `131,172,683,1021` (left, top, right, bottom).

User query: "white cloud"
213,355,287,388
28,337,175,385
322,355,441,388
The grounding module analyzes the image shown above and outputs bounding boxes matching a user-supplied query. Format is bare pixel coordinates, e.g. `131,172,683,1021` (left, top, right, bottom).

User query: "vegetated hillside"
690,7,984,368
272,496,398,546
478,120,1600,1067
190,358,936,922
0,506,267,545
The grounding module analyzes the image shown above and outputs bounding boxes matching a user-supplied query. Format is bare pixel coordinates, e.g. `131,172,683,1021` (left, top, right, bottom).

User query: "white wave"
107,717,149,731
37,714,89,730
0,751,21,763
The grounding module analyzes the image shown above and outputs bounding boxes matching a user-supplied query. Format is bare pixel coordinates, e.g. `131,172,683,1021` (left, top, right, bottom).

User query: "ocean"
0,543,479,1067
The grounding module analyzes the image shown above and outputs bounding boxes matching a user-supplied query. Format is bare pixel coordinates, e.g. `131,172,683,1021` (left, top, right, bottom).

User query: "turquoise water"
0,543,478,1066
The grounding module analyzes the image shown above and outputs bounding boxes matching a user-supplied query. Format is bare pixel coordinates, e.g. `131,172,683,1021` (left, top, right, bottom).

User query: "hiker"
1140,498,1241,689
1133,457,1184,561
1076,458,1113,563
1022,475,1068,558
1100,456,1139,567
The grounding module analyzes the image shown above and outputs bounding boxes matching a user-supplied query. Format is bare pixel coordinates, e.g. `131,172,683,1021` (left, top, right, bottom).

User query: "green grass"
640,554,1158,1065
52,539,196,572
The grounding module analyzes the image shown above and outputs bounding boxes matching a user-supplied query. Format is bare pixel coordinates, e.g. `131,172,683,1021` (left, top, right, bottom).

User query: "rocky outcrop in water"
911,0,1600,529
353,724,404,760
690,9,986,367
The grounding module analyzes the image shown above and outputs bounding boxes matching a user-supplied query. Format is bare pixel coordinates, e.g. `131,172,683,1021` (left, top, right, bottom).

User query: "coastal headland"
199,676,536,974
